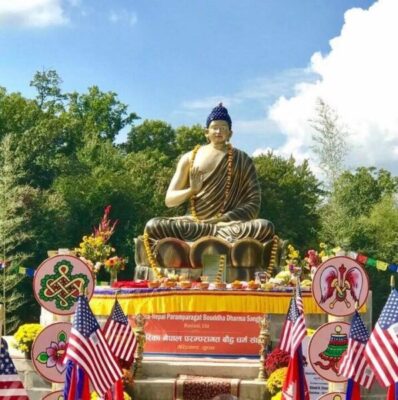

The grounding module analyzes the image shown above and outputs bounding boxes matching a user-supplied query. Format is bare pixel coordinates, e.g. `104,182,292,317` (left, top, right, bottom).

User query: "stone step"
141,357,260,380
133,377,268,400
27,388,52,400
13,358,52,389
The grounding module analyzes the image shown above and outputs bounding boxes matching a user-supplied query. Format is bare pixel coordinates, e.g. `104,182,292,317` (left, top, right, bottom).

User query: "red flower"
264,348,290,376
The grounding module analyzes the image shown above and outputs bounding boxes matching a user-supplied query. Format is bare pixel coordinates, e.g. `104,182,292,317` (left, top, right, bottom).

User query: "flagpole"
2,249,6,337
391,275,395,291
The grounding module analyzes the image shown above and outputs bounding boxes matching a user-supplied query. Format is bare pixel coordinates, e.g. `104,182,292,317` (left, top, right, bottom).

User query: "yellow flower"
13,324,43,353
307,328,316,336
266,367,287,394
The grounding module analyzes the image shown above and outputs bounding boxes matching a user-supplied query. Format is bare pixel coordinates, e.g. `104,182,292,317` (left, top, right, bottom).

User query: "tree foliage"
254,152,323,250
1,69,396,329
0,135,38,332
175,124,207,153
125,119,176,159
310,98,347,189
319,167,398,322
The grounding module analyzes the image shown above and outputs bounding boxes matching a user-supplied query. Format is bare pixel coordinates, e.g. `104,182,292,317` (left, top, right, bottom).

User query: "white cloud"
267,0,398,174
109,10,137,27
181,68,315,111
0,0,68,28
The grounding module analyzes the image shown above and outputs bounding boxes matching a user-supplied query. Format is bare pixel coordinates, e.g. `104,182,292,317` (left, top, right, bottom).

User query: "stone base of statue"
134,235,287,281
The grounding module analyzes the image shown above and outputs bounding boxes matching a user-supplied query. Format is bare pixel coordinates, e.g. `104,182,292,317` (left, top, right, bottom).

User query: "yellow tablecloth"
90,290,327,316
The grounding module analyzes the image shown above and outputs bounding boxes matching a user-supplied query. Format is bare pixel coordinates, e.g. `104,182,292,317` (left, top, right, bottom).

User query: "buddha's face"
206,120,232,145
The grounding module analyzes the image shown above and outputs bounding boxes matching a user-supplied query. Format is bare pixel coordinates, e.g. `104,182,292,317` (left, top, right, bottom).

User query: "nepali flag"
387,382,398,400
63,360,90,400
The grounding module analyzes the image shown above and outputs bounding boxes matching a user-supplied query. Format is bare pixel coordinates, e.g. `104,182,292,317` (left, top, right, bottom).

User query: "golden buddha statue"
145,103,274,243
137,104,279,277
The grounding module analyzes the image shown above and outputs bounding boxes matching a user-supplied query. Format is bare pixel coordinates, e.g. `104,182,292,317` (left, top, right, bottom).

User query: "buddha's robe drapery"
145,148,274,242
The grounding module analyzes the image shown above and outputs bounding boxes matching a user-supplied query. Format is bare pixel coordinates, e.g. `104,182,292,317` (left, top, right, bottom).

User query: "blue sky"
3,0,398,176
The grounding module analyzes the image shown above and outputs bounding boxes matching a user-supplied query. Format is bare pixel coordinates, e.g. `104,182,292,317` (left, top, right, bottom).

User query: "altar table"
90,287,324,316
90,288,326,357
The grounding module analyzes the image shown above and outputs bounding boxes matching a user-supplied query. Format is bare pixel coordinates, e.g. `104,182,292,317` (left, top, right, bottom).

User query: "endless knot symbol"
39,260,89,311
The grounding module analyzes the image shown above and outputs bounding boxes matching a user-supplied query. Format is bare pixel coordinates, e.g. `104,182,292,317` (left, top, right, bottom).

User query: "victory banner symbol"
312,256,369,317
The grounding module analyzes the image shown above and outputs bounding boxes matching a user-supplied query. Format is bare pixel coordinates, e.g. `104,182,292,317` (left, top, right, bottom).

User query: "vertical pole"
133,314,146,379
256,314,270,381
2,259,5,336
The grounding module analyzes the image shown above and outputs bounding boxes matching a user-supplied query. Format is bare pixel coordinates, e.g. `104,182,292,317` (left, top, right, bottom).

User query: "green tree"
356,195,398,324
30,69,66,111
254,152,323,250
175,124,207,153
125,119,177,159
319,168,398,323
67,86,139,142
310,98,347,189
0,88,40,141
0,135,38,332
320,167,398,246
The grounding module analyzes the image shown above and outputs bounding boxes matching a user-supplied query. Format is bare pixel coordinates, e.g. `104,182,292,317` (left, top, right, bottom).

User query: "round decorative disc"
308,321,350,382
31,322,71,383
312,256,369,316
42,390,64,399
34,255,94,315
317,393,346,400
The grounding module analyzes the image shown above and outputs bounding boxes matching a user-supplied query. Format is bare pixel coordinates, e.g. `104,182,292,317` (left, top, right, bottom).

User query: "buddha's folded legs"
216,219,274,242
145,217,274,243
145,217,217,242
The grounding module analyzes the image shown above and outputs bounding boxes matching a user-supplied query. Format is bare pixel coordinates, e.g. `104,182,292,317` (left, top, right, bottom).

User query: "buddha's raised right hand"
190,166,204,195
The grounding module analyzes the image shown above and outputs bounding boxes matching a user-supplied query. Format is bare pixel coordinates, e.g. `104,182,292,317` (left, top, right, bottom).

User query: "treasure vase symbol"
319,263,362,309
314,325,348,374
39,260,89,311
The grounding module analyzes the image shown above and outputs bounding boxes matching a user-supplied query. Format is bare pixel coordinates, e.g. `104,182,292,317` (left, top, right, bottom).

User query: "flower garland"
267,235,280,276
215,255,226,283
143,230,162,280
190,143,233,222
189,145,201,222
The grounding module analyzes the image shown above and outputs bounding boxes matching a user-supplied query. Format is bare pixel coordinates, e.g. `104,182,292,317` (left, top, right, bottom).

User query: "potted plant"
13,323,43,359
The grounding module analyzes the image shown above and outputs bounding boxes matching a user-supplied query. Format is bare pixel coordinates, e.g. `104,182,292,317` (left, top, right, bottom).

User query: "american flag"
281,286,309,400
296,284,304,314
64,295,122,397
0,338,29,400
365,289,398,388
279,288,307,357
339,311,375,389
103,299,137,365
